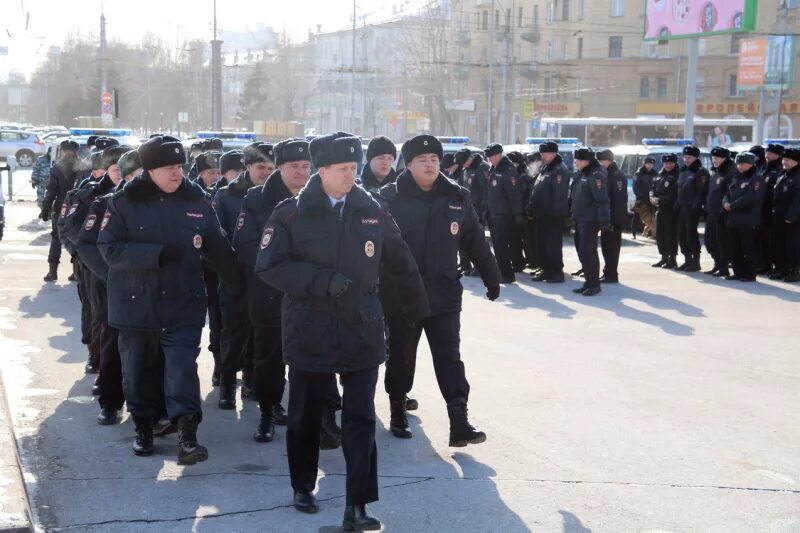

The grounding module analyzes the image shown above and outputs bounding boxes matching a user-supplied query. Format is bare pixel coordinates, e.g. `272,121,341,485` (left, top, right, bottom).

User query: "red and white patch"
740,182,748,189
364,240,375,258
193,234,203,249
236,213,246,230
556,175,562,184
84,214,97,231
450,221,459,236
60,203,68,216
260,228,274,249
510,178,516,186
596,179,603,189
361,217,380,225
754,181,760,191
100,211,112,230
186,212,204,219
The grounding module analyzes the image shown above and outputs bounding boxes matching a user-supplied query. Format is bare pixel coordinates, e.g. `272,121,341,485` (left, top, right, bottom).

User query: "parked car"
0,129,47,167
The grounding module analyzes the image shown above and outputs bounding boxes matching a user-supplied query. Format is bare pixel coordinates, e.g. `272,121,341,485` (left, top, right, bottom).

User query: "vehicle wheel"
16,150,34,167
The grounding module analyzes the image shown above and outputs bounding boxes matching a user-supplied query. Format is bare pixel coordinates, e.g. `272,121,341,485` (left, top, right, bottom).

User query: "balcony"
520,25,540,44
454,30,471,46
518,63,538,80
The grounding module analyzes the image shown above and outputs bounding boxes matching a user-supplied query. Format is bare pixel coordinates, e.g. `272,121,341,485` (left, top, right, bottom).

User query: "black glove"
486,286,500,301
327,273,351,298
39,210,50,222
601,223,614,233
159,245,182,266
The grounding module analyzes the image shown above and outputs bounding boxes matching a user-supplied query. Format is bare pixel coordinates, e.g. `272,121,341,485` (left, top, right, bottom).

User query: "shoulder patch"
100,211,112,230
84,214,97,231
236,212,246,230
260,227,274,249
596,179,603,189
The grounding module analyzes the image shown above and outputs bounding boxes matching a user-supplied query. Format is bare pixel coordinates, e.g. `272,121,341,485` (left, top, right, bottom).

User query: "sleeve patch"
260,227,274,249
84,214,97,231
100,211,112,231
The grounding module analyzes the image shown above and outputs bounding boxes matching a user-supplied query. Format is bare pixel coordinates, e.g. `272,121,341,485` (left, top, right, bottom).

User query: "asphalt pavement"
0,193,798,532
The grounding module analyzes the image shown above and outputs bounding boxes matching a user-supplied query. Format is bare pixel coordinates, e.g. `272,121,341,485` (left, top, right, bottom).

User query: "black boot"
676,258,689,271
153,417,177,437
685,256,701,272
293,492,319,514
784,268,800,283
320,405,342,450
703,263,719,275
272,404,288,426
405,395,419,411
97,407,119,425
389,397,412,439
132,415,154,456
446,398,486,447
43,262,58,282
253,408,275,443
651,257,667,268
663,256,678,269
217,384,236,410
91,376,101,395
713,267,730,278
211,368,220,387
177,414,208,465
85,356,98,374
343,504,381,531
768,269,788,280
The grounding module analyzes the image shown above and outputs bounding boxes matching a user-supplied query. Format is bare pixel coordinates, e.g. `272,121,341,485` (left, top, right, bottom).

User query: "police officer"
676,145,709,272
463,152,490,226
255,132,428,529
596,149,628,283
378,134,500,445
761,144,785,275
97,135,243,463
40,140,82,282
772,148,800,282
31,148,53,210
570,148,611,296
358,136,397,194
527,141,569,282
484,143,524,282
723,152,764,282
233,140,318,441
632,157,657,238
704,147,737,277
441,153,457,178
454,148,476,273
193,151,223,191
650,154,680,269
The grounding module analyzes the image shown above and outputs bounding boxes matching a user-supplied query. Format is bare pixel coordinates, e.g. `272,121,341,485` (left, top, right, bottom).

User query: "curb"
0,372,34,532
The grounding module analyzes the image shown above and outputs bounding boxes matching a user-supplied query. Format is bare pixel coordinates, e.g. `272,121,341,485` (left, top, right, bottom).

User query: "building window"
531,46,538,62
609,36,623,58
575,77,582,99
547,2,555,23
563,0,570,20
562,42,568,60
482,11,488,30
611,0,624,17
657,77,667,100
578,0,585,19
695,77,705,100
518,6,523,27
495,9,500,27
730,33,744,55
698,39,707,56
577,37,583,59
545,40,553,62
505,8,511,27
728,74,743,97
640,78,650,99
544,77,552,102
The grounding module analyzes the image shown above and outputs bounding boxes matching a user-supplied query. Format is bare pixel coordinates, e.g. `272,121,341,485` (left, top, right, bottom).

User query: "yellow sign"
523,101,535,120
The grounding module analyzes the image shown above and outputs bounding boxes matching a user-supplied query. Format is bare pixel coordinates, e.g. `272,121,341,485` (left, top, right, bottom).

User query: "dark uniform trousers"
384,313,470,403
524,219,540,269
677,208,701,259
76,263,100,365
704,214,729,268
203,267,222,372
288,366,379,506
770,219,790,272
729,227,759,279
536,217,562,274
489,214,515,278
655,209,679,258
48,216,63,265
600,229,622,278
252,326,286,407
91,282,124,410
577,222,601,288
510,224,526,271
218,288,254,386
789,224,800,269
118,327,202,423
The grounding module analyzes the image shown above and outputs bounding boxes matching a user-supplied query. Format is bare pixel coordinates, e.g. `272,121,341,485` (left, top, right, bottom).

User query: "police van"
183,131,258,154
64,128,143,158
393,136,484,172
523,137,582,168
764,138,800,149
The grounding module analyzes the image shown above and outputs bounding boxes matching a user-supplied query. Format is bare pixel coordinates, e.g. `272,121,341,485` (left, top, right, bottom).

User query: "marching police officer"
463,152,490,226
358,136,397,194
771,148,800,282
704,147,737,277
632,157,657,238
761,144,785,275
723,152,764,282
527,141,569,282
40,139,82,282
484,143,524,283
570,148,611,296
378,134,501,446
676,145,709,272
255,132,428,529
650,154,680,269
98,136,243,463
596,149,629,283
454,148,476,273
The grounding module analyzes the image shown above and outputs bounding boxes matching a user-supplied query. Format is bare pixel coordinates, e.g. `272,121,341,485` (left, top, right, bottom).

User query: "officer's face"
712,156,726,168
540,152,556,165
644,162,654,171
407,153,440,190
107,164,122,185
683,155,697,166
599,160,612,169
223,169,240,182
766,152,780,162
369,154,395,179
574,159,589,171
488,153,502,167
663,161,676,172
736,162,753,173
199,168,221,187
319,162,358,199
782,158,797,170
280,161,312,195
248,161,275,185
92,168,105,179
150,164,185,193
123,168,142,182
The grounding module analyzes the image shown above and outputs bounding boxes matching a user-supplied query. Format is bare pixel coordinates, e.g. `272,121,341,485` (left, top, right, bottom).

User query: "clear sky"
0,0,365,79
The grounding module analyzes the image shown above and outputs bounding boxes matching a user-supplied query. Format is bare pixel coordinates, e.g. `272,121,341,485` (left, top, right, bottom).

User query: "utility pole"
683,38,699,141
774,0,789,137
99,5,111,126
351,0,357,133
487,0,495,144
211,0,223,130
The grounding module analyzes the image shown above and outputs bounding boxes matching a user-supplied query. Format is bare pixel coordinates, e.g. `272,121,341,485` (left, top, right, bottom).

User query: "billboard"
737,36,796,91
644,0,758,41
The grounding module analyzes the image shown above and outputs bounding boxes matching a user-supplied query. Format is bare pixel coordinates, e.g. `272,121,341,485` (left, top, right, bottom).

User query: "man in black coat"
632,157,657,238
596,149,629,283
570,148,611,296
723,152,764,282
40,139,82,282
358,136,397,194
378,135,501,446
676,145,709,272
761,143,785,275
255,132,428,529
527,141,570,282
650,154,680,269
770,148,800,281
97,136,243,464
454,148,476,273
704,147,737,277
463,152,490,226
485,143,524,283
